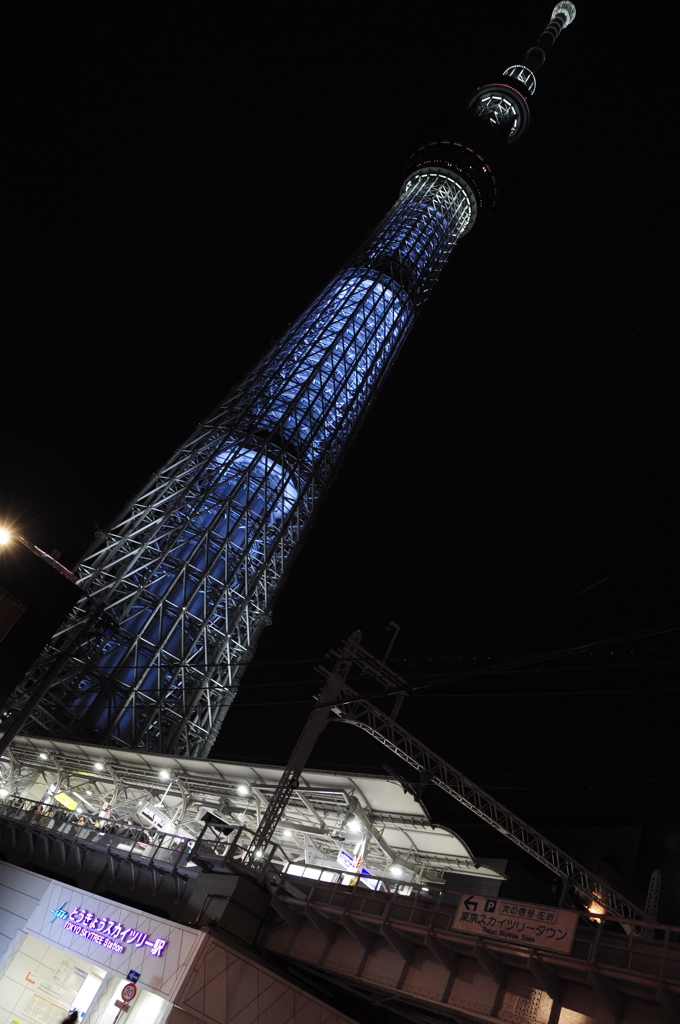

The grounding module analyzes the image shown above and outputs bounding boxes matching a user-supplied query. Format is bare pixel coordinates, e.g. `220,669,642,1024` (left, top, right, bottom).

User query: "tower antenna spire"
467,3,577,145
523,2,577,75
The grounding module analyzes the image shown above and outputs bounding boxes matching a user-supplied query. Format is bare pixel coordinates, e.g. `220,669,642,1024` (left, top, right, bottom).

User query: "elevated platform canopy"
0,735,504,888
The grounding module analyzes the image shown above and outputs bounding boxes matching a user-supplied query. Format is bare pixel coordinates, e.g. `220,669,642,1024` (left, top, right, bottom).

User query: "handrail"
0,794,298,880
0,794,226,865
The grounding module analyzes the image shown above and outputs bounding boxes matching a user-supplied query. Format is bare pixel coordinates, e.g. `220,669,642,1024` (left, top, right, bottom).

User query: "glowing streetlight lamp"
0,531,111,760
0,527,76,582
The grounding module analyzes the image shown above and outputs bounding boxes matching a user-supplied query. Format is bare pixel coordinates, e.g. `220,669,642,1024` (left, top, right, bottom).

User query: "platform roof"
2,734,503,885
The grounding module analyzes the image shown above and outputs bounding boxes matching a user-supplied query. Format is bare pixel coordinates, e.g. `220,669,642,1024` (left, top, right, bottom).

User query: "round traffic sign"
121,982,137,1002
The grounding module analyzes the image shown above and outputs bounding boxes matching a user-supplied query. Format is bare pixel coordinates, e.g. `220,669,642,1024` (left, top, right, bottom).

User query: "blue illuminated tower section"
6,4,575,757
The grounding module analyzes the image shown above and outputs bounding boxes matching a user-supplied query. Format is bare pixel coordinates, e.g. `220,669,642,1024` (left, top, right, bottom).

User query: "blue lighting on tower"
5,3,576,758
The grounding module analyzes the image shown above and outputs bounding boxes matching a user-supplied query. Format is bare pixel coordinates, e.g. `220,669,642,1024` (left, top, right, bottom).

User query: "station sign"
28,879,206,1004
50,901,168,956
452,894,579,954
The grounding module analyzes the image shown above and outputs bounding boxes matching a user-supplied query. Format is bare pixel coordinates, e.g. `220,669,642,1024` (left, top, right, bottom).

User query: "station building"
0,734,503,1023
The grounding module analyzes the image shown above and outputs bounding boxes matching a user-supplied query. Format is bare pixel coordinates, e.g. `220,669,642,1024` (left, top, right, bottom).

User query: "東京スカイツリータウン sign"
453,894,578,954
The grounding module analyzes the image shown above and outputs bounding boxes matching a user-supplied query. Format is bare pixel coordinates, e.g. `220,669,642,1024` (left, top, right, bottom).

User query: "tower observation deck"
2,5,576,758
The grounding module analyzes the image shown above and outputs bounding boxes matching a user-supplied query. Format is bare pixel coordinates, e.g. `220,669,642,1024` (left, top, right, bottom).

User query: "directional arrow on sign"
463,897,478,912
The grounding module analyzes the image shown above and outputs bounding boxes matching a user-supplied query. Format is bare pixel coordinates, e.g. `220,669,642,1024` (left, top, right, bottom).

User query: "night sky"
3,5,678,890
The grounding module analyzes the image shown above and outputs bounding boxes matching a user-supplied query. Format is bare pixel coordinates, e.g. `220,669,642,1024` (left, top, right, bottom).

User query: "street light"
0,533,113,759
0,526,76,582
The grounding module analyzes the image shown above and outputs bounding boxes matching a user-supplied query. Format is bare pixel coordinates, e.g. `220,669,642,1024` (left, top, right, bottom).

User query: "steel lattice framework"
336,692,646,921
9,172,473,757
4,3,576,759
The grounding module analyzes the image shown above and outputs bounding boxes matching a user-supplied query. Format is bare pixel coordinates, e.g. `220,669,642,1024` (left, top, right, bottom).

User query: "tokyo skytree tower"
4,4,576,757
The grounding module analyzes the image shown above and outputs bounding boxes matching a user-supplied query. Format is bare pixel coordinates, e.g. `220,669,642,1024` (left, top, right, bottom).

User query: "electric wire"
452,535,679,665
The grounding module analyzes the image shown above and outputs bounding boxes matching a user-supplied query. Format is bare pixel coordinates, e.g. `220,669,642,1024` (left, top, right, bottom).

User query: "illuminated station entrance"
0,934,166,1024
0,870,203,1024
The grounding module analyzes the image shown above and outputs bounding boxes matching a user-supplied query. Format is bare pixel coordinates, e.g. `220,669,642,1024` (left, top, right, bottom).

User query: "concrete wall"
0,861,50,960
171,936,360,1024
0,822,195,920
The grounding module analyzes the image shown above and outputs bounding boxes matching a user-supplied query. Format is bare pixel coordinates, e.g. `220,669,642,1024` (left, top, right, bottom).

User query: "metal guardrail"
0,795,228,872
0,795,300,882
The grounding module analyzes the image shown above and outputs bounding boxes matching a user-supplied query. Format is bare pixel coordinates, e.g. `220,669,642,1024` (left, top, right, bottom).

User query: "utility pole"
241,632,360,867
